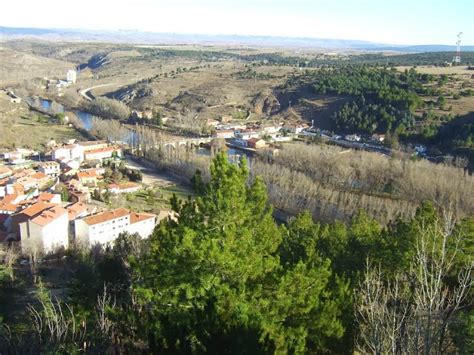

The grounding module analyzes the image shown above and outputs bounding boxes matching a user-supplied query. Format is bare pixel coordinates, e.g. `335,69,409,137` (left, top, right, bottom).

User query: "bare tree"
407,211,472,354
28,283,86,351
87,97,131,121
355,261,411,355
96,285,116,340
355,211,473,354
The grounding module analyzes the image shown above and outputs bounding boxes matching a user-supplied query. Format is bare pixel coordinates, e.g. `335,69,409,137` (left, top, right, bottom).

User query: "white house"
262,125,281,134
67,70,77,84
235,131,260,140
213,130,235,139
345,134,361,142
56,80,70,88
84,147,121,162
79,141,109,152
39,161,61,177
74,208,156,248
8,152,26,165
20,205,69,254
127,212,158,239
52,144,84,163
108,182,141,194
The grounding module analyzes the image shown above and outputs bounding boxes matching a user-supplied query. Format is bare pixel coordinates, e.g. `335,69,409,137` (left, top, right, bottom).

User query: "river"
35,98,94,131
34,98,251,161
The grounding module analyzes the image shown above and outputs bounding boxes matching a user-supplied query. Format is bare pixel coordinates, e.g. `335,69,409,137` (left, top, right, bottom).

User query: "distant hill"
1,26,473,52
374,45,474,52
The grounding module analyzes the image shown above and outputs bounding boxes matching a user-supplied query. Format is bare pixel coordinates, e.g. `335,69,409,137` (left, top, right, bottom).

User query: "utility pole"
453,32,462,64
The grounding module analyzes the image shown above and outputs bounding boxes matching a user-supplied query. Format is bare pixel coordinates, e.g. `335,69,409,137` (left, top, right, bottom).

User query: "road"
79,83,118,101
329,138,392,156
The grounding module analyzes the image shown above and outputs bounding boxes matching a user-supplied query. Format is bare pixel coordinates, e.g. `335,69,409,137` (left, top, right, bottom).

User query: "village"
0,138,178,259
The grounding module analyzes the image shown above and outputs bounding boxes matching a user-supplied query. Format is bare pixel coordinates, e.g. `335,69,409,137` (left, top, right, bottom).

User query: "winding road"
79,83,118,101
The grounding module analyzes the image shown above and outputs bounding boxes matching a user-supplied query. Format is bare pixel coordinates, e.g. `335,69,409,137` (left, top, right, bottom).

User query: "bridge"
160,136,214,149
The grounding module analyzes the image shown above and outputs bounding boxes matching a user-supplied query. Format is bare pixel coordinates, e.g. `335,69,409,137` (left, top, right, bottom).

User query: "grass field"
108,183,193,214
0,113,85,149
395,65,474,76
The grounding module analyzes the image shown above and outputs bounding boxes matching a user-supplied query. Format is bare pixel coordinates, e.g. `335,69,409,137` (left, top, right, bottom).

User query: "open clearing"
0,115,85,149
396,65,474,76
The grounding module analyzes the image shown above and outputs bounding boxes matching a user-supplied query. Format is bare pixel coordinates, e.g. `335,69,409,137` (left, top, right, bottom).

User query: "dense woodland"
0,153,472,353
295,65,474,168
310,66,433,135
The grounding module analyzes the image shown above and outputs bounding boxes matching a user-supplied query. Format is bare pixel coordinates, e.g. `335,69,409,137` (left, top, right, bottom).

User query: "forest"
0,153,472,353
310,66,431,134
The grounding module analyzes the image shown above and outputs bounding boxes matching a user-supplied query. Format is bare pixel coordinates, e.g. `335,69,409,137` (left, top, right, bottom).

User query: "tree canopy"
135,153,348,353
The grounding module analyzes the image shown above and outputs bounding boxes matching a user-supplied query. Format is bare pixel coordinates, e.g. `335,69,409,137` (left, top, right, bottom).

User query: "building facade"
20,205,69,254
39,162,61,177
74,208,156,247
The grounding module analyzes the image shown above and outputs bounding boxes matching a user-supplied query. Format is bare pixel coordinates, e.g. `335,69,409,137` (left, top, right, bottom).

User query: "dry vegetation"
0,46,74,86
253,143,474,223
139,142,473,224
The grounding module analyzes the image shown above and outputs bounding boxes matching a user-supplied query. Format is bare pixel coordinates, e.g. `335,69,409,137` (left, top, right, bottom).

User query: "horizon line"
1,25,472,48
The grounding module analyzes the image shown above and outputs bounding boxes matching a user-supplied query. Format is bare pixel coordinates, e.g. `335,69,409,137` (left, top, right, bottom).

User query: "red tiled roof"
12,183,25,195
83,208,129,226
130,212,155,225
0,203,17,212
30,172,48,180
19,201,55,217
77,171,98,179
31,205,66,226
0,194,21,212
85,147,117,155
66,202,88,221
0,194,19,204
37,193,57,202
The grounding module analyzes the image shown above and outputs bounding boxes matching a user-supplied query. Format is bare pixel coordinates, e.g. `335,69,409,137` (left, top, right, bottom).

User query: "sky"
1,0,473,45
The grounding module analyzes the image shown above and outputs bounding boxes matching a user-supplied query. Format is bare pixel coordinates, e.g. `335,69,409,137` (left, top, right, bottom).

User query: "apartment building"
74,208,156,247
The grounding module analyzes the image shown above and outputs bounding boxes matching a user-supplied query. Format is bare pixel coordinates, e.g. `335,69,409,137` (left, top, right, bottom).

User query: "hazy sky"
1,0,472,45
